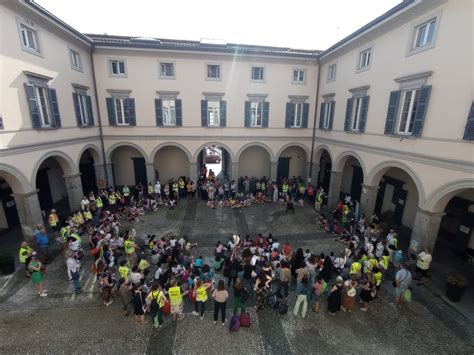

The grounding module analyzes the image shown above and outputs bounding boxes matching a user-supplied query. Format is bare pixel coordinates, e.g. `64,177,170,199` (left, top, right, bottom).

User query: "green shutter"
48,88,61,127
24,84,41,129
412,85,431,137
106,97,116,126
384,91,401,135
344,98,353,131
86,95,94,126
262,102,269,128
302,103,309,128
155,99,163,126
219,100,226,127
244,101,251,127
358,96,369,132
201,100,207,127
329,101,335,130
72,93,82,127
463,102,474,140
127,98,136,126
319,102,325,129
285,103,293,128
175,99,182,127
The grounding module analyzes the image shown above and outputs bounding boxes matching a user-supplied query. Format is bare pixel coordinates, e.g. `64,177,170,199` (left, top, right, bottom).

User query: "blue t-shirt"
36,233,49,247
195,259,203,267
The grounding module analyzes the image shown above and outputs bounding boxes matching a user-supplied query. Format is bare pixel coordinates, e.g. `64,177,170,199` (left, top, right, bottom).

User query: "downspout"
90,45,109,183
309,56,321,183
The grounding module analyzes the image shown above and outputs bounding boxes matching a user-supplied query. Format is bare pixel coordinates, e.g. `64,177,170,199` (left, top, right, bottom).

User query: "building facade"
0,0,473,256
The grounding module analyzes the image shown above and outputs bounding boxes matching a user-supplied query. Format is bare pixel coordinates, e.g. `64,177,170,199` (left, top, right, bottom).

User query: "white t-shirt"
417,252,432,270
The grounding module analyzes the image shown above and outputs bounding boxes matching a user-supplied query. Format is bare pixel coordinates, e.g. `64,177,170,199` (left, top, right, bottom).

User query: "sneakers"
105,300,114,306
192,311,199,316
214,321,217,324
39,292,48,297
200,316,204,320
360,308,368,312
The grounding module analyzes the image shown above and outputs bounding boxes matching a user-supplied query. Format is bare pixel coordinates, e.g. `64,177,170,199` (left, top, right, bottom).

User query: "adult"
341,277,357,312
48,209,60,239
168,278,186,322
147,282,167,328
293,276,310,318
18,241,34,277
66,252,81,294
193,279,211,320
359,280,374,312
278,260,291,298
132,284,147,326
212,280,229,325
394,263,412,306
233,278,246,315
416,248,432,286
327,276,343,316
35,225,49,263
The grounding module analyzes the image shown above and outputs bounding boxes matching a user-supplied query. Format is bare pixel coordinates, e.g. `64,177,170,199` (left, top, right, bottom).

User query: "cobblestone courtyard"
0,200,472,354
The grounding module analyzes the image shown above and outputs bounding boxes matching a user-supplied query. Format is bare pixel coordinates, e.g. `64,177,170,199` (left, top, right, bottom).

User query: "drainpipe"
90,45,109,183
309,57,321,183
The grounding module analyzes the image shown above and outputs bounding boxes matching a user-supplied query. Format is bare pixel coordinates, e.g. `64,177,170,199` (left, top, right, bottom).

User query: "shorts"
396,287,407,297
171,302,183,315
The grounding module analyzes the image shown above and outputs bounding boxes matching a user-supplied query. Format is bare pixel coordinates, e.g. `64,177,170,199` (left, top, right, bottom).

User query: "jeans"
278,281,289,297
214,301,226,322
195,300,206,316
71,270,81,293
293,294,308,318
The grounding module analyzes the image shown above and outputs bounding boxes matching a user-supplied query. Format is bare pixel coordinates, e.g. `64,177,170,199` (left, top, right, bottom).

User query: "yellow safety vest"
48,213,59,227
71,233,81,243
19,246,32,264
83,211,93,220
350,262,362,274
118,266,129,279
60,227,69,241
138,259,150,271
95,197,103,208
152,290,165,308
316,193,323,203
124,240,135,254
123,187,130,197
148,185,153,194
282,184,288,193
374,272,382,286
196,286,208,302
179,181,185,189
109,195,116,205
380,256,389,270
168,286,182,306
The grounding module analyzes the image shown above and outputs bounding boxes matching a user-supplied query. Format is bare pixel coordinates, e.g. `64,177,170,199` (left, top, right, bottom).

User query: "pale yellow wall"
111,147,143,186
238,146,271,178
154,146,189,182
279,146,307,178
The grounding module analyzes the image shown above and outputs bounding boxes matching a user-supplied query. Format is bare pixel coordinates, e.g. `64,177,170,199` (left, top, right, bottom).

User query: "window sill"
35,126,59,130
22,47,43,58
78,125,94,129
406,44,435,57
385,133,418,139
158,125,178,128
291,81,306,86
159,76,176,80
71,66,84,73
344,130,364,134
319,128,332,131
113,125,132,127
355,66,370,74
205,77,222,81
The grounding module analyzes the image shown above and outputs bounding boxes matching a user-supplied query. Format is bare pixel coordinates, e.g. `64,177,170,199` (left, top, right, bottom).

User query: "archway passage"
197,145,230,181
0,176,20,233
154,146,190,182
238,145,271,180
277,146,307,181
35,157,69,212
79,149,98,195
340,156,364,202
317,149,332,191
111,146,147,188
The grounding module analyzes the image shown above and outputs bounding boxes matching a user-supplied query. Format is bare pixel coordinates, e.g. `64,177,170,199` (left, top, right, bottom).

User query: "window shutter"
175,99,182,127
412,85,431,137
86,95,94,126
319,103,325,129
262,102,269,128
344,98,353,131
48,88,61,127
358,95,369,132
24,84,40,128
329,101,335,130
302,103,309,128
219,100,226,127
244,101,251,127
463,102,474,140
127,98,136,126
201,100,207,127
72,93,82,127
285,103,293,128
106,97,116,126
155,99,163,126
384,91,401,135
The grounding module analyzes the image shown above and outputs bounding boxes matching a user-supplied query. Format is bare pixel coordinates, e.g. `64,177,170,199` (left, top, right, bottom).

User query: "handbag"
404,288,412,302
347,287,356,297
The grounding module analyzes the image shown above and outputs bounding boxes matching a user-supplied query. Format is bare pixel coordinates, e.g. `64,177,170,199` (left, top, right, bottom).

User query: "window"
358,48,371,70
292,69,306,84
77,94,89,126
160,63,175,78
35,86,53,127
162,99,176,126
397,89,421,134
350,97,363,131
114,98,129,125
322,101,332,129
291,103,303,127
250,101,263,127
70,49,82,70
327,64,336,82
110,60,126,76
0,114,3,130
20,24,40,53
207,100,220,126
414,19,436,49
251,67,264,81
207,65,221,79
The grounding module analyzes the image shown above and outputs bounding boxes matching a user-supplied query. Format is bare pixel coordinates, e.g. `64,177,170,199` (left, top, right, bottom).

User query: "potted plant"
0,252,15,275
446,274,468,302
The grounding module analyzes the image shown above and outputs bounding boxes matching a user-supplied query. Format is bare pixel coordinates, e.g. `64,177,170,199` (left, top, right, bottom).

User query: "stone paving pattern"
0,200,472,354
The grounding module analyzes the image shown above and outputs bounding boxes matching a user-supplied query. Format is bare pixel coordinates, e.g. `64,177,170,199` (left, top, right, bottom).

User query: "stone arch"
76,143,103,167
275,142,310,161
0,163,32,193
333,150,368,178
31,150,77,188
236,142,275,162
150,142,193,163
426,179,474,213
193,142,236,162
366,160,426,206
106,142,149,164
313,144,334,163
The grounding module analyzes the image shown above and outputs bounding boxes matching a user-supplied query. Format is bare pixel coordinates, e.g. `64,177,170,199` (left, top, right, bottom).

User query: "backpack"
240,312,251,327
278,301,288,315
229,315,240,331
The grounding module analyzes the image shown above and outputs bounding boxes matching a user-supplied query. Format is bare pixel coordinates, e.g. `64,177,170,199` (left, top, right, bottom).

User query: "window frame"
356,46,373,73
34,85,53,127
17,19,42,56
322,100,333,130
207,100,220,126
109,59,127,77
162,98,177,126
69,47,83,72
350,96,364,131
406,12,441,56
77,93,89,126
250,66,265,82
396,88,421,135
114,97,130,125
159,62,176,79
291,103,303,128
250,101,263,127
327,64,337,82
206,64,222,81
292,67,307,85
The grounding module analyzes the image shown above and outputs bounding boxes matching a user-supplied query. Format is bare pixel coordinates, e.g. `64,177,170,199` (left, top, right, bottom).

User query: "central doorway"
197,145,231,181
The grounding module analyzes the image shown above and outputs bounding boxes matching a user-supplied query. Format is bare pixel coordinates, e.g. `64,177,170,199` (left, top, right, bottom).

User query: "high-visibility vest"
138,259,150,271
19,246,32,264
124,240,135,254
71,233,81,243
118,265,129,279
350,262,362,274
261,182,266,190
379,256,390,270
108,195,116,205
343,205,350,215
151,290,165,308
95,197,103,208
374,271,382,286
148,185,153,194
60,227,70,241
123,187,130,197
282,184,288,193
48,213,59,227
196,286,208,302
316,192,323,203
179,180,185,189
83,211,93,220
168,286,182,306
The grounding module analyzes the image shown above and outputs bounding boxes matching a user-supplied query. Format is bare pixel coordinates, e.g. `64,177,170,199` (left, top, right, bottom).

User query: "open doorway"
197,145,230,181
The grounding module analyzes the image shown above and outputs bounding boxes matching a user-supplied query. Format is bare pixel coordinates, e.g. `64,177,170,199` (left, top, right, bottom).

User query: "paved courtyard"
0,200,472,354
